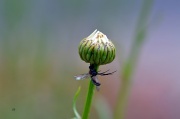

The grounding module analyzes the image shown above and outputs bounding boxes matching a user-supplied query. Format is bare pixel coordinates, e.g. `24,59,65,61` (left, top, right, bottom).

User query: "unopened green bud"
78,30,116,65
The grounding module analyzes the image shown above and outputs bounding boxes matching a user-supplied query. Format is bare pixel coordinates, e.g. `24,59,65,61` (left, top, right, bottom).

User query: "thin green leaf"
72,87,81,119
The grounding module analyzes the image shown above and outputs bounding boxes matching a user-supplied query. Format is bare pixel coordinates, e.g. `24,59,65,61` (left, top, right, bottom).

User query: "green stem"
82,64,99,119
114,1,153,119
114,60,134,119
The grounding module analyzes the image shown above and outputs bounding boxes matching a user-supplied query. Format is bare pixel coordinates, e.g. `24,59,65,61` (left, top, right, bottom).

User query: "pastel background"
0,0,179,119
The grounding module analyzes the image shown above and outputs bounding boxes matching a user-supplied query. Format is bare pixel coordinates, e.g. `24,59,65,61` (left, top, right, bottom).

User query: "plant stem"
114,59,135,119
114,1,153,119
82,65,99,119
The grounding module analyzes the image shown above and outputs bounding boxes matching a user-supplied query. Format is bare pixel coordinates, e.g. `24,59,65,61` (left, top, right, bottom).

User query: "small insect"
74,64,116,90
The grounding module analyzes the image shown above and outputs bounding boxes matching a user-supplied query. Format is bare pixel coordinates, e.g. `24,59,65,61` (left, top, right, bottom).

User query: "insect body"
74,64,116,89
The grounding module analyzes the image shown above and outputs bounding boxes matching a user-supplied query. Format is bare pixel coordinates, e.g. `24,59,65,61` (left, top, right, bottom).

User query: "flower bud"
78,30,116,65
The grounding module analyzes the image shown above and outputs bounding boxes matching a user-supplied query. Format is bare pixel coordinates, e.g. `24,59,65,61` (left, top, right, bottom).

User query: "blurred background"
0,0,180,119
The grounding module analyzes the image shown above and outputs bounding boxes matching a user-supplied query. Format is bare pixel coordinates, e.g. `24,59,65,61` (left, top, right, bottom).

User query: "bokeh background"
0,0,180,119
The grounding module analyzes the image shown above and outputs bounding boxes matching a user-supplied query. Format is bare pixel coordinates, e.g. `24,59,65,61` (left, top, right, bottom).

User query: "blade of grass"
114,1,154,119
73,87,82,119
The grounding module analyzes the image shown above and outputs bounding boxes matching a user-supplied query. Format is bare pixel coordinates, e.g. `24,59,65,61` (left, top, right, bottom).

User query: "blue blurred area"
0,0,180,119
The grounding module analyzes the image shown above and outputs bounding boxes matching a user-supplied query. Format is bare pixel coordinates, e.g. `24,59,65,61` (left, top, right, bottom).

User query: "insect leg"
98,70,117,76
98,69,110,74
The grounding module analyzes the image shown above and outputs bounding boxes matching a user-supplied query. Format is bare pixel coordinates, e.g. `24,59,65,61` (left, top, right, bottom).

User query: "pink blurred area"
101,5,180,118
126,13,180,119
127,43,180,119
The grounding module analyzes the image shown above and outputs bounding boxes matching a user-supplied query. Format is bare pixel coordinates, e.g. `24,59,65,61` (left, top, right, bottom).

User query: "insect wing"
74,73,90,80
96,85,100,91
91,76,100,85
91,76,100,91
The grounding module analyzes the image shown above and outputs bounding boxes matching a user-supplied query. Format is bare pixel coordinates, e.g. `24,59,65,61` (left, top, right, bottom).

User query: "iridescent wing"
74,73,90,80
